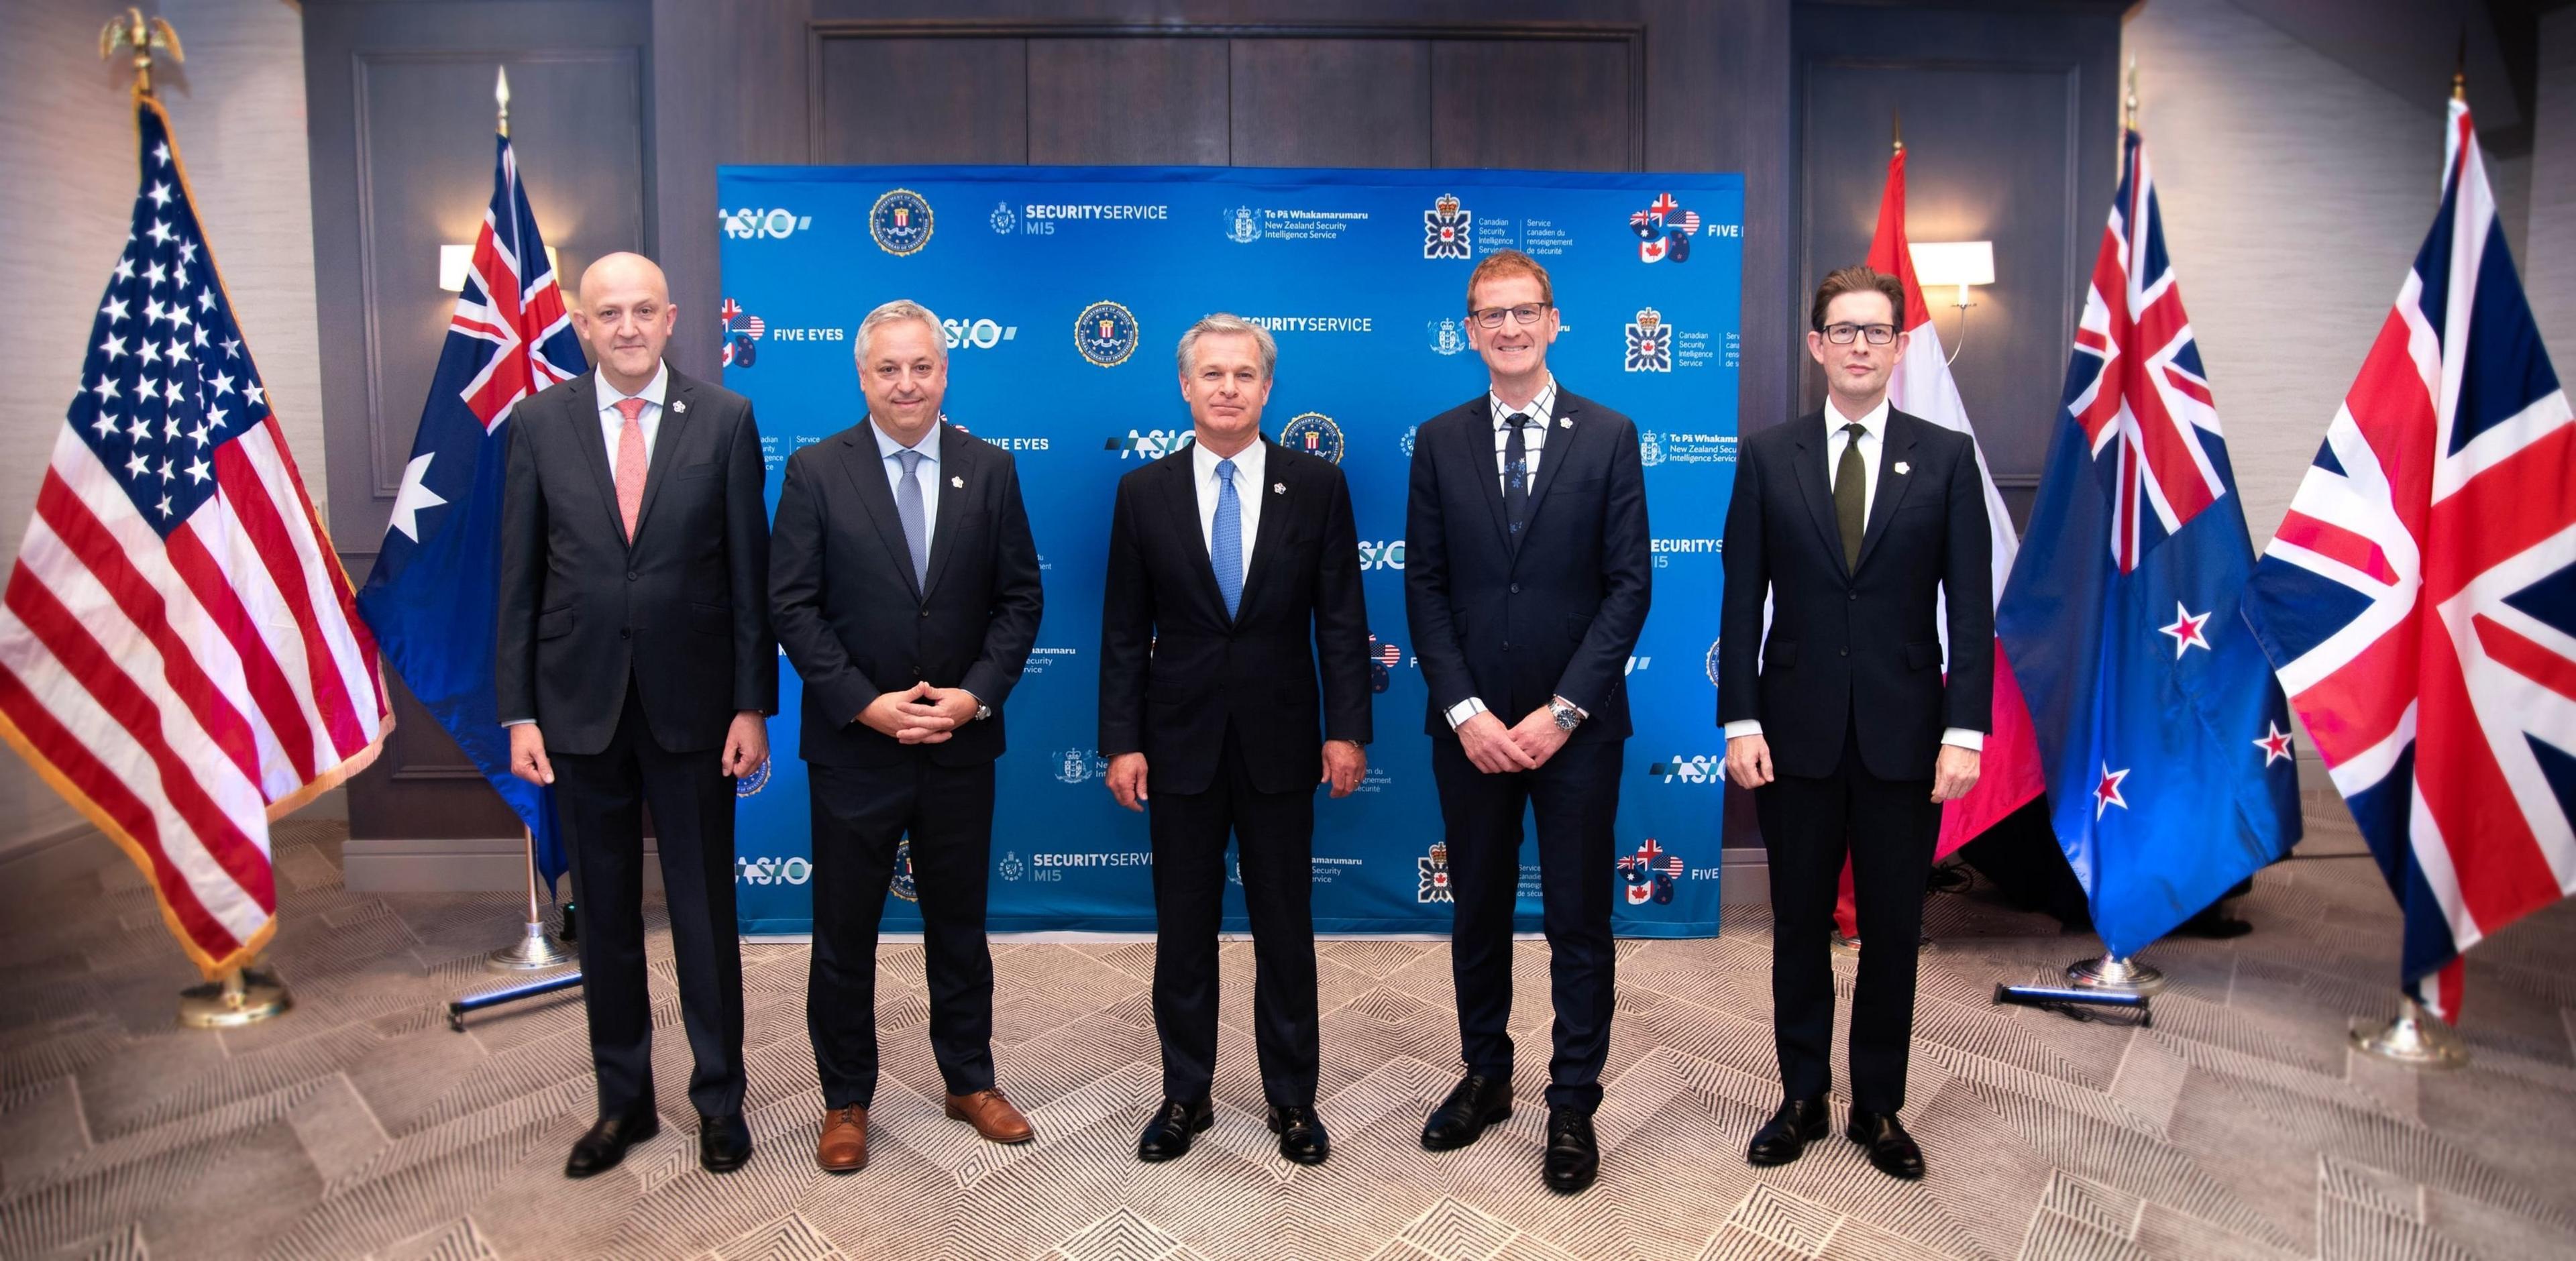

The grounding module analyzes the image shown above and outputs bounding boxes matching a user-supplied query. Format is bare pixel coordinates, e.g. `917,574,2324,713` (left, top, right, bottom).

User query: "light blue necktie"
1212,457,1243,618
894,448,928,588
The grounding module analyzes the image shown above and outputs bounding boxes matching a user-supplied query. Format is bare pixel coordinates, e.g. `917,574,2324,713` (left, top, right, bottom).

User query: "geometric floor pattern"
3,812,2574,1260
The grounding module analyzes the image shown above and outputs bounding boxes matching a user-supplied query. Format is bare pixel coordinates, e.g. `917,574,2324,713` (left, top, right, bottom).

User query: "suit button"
920,609,930,619
1501,641,1512,651
1849,591,1857,601
1509,582,1520,594
1839,647,1848,657
621,628,632,639
627,571,639,582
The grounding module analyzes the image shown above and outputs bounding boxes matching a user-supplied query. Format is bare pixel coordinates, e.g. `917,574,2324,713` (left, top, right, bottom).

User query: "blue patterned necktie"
894,448,928,587
1212,457,1243,618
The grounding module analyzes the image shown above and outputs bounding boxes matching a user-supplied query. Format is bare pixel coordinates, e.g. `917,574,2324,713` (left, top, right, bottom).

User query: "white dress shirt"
1191,437,1264,590
596,362,667,478
870,415,941,553
1723,394,1981,753
1442,374,1574,730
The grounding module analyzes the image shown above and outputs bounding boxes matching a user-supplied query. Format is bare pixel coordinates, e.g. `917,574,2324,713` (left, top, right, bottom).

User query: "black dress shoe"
1542,1107,1599,1194
1845,1109,1924,1180
565,1110,659,1178
1745,1096,1829,1166
698,1113,752,1173
1268,1104,1330,1165
1420,1073,1513,1151
1136,1097,1213,1163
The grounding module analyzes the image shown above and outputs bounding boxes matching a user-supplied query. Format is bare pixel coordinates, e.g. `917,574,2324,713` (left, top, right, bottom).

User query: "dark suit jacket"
1403,388,1652,741
496,366,776,755
1717,406,1993,781
1097,439,1373,796
768,420,1043,767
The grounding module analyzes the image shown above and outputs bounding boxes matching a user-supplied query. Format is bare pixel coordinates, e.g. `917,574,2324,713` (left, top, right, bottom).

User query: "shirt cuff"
1444,697,1489,728
502,718,534,727
1940,727,1984,751
1723,720,1763,741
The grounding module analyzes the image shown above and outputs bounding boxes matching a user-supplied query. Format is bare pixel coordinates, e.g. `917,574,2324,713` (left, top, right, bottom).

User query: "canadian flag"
1834,142,2049,936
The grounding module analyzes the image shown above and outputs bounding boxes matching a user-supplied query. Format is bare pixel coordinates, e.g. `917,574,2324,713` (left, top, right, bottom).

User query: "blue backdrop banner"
716,165,1740,938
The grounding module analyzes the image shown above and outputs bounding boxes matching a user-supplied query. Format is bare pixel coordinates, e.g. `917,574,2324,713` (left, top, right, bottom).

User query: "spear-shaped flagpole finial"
1892,108,1902,154
496,65,511,136
2125,56,2140,133
2452,28,2466,101
99,7,182,98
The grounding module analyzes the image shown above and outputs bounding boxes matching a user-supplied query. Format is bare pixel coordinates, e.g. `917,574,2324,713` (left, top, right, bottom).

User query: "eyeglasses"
1470,304,1549,329
1821,323,1898,345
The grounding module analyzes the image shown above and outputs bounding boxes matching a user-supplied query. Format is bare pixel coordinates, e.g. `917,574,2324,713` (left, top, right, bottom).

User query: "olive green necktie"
1835,422,1868,571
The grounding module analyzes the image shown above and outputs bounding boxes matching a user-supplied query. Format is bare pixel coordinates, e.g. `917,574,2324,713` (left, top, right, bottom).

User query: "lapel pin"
1893,461,1910,476
1273,482,1287,495
1558,417,1572,429
670,398,686,413
951,475,965,488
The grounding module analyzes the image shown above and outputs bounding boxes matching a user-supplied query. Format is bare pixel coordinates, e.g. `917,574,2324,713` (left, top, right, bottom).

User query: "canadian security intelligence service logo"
890,840,919,901
1399,424,1420,457
1619,837,1684,905
998,851,1025,881
870,188,934,256
733,754,771,798
1368,634,1401,693
1418,841,1453,903
1280,412,1344,464
720,207,810,239
989,201,1016,234
1625,308,1673,372
718,298,763,370
1424,193,1472,260
1629,192,1702,264
1226,205,1262,243
1427,317,1469,357
1075,300,1140,367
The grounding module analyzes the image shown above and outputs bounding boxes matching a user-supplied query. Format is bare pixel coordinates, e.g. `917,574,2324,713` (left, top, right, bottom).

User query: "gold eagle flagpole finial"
99,7,182,98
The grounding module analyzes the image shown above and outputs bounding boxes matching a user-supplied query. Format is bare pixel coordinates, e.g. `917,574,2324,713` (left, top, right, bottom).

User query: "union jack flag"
354,123,582,890
2243,99,2574,1023
1997,128,2300,959
0,100,388,974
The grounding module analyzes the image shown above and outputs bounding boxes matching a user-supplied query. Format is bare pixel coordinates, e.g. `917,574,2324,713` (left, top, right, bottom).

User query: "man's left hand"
1507,706,1572,769
904,686,981,745
1321,739,1366,798
720,710,768,777
1931,745,1981,804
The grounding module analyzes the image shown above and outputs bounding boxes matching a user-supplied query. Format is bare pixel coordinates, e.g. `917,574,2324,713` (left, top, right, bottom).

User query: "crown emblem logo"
1435,194,1460,216
1633,308,1662,331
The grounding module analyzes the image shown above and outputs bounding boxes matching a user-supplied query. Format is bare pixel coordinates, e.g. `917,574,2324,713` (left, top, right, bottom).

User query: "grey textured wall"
0,0,326,858
2531,9,2576,360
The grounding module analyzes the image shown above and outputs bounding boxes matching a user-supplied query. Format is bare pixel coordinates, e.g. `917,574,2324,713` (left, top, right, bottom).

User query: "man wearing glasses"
1405,250,1652,1194
1718,266,1992,1182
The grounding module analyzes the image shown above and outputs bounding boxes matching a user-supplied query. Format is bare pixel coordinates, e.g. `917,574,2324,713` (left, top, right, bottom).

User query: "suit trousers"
1755,720,1939,1113
1148,724,1319,1107
551,677,746,1120
1431,735,1621,1112
806,757,998,1108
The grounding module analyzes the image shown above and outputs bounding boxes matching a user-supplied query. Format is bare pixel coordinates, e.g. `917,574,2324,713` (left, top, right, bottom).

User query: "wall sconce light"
1909,240,1993,364
440,243,559,292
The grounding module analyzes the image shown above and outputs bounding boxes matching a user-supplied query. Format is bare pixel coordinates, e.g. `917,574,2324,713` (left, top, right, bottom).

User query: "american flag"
0,101,388,975
2243,99,2574,1023
1996,127,2300,958
354,123,580,890
1375,640,1402,668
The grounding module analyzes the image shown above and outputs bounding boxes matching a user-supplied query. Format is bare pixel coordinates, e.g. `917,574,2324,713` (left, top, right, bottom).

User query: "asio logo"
720,207,811,239
941,318,1018,350
735,855,812,885
1357,539,1407,571
1649,755,1723,784
1105,429,1195,459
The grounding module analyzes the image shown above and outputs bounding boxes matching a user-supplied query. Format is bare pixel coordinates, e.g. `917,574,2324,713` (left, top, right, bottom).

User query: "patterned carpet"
3,814,2574,1260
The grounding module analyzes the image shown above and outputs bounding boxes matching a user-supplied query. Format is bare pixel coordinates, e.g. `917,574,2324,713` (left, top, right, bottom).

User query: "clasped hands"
857,681,979,745
1453,705,1572,775
1724,733,1981,803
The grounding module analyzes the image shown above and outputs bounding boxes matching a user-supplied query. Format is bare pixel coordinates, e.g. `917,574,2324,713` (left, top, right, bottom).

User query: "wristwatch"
973,702,992,722
1549,696,1585,732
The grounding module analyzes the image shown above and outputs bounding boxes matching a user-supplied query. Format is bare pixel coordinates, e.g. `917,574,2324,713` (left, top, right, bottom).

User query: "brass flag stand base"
2066,952,2166,995
2351,996,2468,1068
487,916,577,971
178,965,290,1028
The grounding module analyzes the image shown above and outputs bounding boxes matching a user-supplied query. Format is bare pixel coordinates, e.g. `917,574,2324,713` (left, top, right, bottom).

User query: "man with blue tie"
1098,314,1373,1166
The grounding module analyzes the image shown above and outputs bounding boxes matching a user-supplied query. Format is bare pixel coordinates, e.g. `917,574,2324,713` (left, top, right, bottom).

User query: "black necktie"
1835,421,1868,571
1503,413,1532,544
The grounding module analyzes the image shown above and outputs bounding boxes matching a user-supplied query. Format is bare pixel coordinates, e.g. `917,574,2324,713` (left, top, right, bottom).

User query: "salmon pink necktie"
612,396,647,541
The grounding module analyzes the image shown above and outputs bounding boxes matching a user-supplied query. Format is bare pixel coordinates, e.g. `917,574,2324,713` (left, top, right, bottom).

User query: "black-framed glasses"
1471,304,1549,329
1822,322,1898,345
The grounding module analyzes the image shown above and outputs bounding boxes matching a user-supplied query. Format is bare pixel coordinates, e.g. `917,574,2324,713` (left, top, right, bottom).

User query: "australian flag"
353,131,582,889
1994,128,2302,958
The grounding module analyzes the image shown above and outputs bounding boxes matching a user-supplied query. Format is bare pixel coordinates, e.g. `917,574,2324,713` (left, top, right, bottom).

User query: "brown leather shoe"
944,1088,1034,1144
816,1105,867,1172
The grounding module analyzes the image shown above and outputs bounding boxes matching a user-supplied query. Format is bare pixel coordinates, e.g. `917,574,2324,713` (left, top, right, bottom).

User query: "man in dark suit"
1099,313,1371,1168
1405,250,1652,1195
1719,265,1992,1181
769,299,1044,1174
498,252,774,1177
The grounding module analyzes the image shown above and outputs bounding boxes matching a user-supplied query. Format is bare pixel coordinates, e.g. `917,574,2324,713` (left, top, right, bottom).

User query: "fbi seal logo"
870,188,934,256
1279,412,1345,464
1075,300,1140,367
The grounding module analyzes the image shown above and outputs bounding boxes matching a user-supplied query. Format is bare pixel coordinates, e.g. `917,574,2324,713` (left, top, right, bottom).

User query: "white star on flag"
2159,602,2212,658
125,451,150,478
127,414,150,442
179,240,199,266
91,377,120,403
244,381,265,408
146,219,174,246
136,340,161,367
2254,722,2295,766
152,140,170,164
146,181,172,207
99,335,126,361
92,413,119,440
185,458,211,485
2093,763,2130,820
111,257,135,283
387,452,447,542
142,260,166,287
